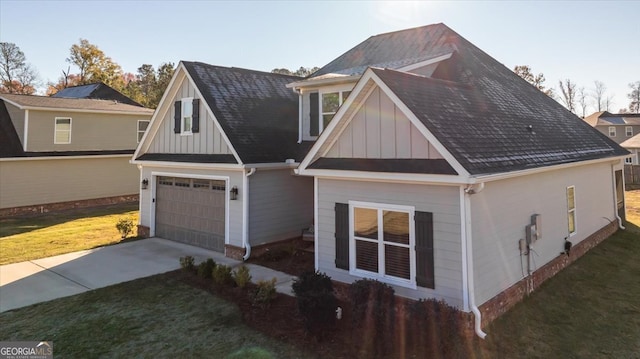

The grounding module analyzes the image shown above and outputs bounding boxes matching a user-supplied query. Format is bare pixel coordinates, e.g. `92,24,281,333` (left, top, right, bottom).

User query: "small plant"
197,258,216,279
232,265,252,288
115,218,134,239
179,255,195,273
292,271,337,337
212,264,234,286
252,278,278,308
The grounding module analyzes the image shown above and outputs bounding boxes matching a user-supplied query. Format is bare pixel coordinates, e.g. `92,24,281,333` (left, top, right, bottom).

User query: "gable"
325,86,444,160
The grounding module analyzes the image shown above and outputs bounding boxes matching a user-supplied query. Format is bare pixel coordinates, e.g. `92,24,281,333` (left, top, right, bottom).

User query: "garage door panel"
155,177,226,252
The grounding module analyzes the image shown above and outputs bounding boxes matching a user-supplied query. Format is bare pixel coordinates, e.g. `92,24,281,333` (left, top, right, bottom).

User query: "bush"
212,264,234,286
179,255,195,273
252,278,277,308
292,271,337,338
349,279,396,357
405,298,465,357
232,265,252,288
197,258,216,279
115,218,134,239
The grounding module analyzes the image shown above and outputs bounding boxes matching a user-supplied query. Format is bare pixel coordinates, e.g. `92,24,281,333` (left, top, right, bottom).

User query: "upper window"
626,126,633,137
174,98,199,135
54,117,72,144
137,120,150,143
608,126,616,137
567,186,576,236
320,90,351,132
350,202,415,288
181,98,193,134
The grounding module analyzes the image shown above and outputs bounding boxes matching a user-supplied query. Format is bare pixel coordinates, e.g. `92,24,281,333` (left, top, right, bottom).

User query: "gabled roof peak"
180,61,302,80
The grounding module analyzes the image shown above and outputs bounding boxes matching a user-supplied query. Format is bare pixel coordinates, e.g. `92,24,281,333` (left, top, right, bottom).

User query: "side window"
567,186,576,236
137,120,150,143
174,98,200,134
319,90,351,132
54,117,72,144
626,126,633,137
181,98,193,134
608,126,616,137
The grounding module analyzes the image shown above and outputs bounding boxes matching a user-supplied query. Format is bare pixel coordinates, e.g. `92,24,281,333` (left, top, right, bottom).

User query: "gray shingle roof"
53,82,143,107
182,62,312,163
0,94,153,114
371,68,628,175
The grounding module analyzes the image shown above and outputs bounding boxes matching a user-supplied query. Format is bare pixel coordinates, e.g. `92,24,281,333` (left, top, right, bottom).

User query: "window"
181,98,193,134
567,186,576,236
158,177,174,186
626,126,633,137
137,120,150,143
54,117,72,144
320,90,351,132
608,126,616,137
174,98,200,134
625,156,633,164
349,202,416,287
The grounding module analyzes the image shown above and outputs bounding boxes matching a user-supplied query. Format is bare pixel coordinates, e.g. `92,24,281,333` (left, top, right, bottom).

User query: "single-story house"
0,94,153,217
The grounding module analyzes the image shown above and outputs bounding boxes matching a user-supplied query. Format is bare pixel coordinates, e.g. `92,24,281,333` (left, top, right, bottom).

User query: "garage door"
155,176,226,252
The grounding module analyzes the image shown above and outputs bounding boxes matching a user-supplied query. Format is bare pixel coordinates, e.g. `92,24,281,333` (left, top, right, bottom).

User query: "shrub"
212,264,234,286
179,255,195,273
406,298,465,357
197,258,216,279
252,278,277,308
115,218,134,239
292,271,337,338
232,265,252,288
349,279,396,357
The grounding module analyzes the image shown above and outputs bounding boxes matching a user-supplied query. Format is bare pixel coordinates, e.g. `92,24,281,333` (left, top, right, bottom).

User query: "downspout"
612,163,626,230
242,168,256,260
463,183,487,339
297,89,303,144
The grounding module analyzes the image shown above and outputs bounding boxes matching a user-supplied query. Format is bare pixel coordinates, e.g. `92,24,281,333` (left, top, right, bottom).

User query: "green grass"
0,273,312,359
0,203,138,265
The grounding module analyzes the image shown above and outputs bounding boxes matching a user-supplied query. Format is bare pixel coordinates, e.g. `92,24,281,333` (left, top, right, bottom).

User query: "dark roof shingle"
53,82,143,107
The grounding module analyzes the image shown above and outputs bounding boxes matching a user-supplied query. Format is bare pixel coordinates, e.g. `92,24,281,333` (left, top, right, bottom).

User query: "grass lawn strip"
0,203,138,265
0,274,313,358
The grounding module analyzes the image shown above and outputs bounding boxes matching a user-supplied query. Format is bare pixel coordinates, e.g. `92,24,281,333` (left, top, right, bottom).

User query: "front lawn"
0,273,312,358
0,203,138,265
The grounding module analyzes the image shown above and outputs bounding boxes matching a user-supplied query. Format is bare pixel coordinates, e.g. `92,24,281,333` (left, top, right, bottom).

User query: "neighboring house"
53,82,143,107
584,111,640,144
133,23,629,336
621,133,640,165
0,94,153,216
293,24,628,336
132,63,314,256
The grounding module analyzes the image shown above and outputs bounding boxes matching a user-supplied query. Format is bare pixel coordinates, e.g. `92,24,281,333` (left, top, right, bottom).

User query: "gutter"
242,167,256,260
463,183,487,339
297,89,303,144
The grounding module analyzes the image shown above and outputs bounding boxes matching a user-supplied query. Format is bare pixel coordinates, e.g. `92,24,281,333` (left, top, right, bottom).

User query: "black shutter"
310,92,319,136
415,211,435,288
335,202,349,269
192,98,200,133
174,101,181,133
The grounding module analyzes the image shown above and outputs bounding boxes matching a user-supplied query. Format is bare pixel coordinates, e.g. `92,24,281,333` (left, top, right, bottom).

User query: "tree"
120,62,175,108
577,87,588,118
271,66,319,77
592,80,607,112
66,39,124,89
558,79,577,113
0,42,39,94
513,65,553,97
628,81,640,113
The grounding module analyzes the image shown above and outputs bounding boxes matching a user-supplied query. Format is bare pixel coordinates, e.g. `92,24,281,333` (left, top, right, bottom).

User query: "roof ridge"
182,61,303,79
369,23,448,39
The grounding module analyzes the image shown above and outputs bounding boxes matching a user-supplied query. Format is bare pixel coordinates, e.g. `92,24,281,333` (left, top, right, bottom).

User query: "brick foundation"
478,220,619,327
0,194,139,218
137,225,150,238
224,236,303,260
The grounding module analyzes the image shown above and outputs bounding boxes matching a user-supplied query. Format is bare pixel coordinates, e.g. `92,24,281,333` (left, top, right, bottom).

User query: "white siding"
471,162,618,305
148,77,231,155
324,87,444,159
317,178,464,307
248,169,314,246
139,166,244,248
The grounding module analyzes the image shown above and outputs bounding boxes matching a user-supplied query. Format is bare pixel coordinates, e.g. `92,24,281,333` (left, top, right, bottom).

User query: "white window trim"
625,126,633,137
181,97,193,136
137,120,150,143
625,157,633,164
319,90,351,133
54,117,72,144
348,200,416,289
608,126,616,137
567,185,577,236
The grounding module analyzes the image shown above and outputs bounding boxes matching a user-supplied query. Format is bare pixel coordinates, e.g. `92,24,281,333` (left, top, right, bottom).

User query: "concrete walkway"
0,237,297,313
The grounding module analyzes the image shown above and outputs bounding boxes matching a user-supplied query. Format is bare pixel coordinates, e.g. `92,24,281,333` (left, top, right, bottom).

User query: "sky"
1,0,639,114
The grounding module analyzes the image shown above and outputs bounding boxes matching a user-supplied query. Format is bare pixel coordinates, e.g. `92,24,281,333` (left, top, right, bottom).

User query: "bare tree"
0,42,39,94
513,65,554,97
577,87,588,118
592,81,606,112
558,79,577,113
604,95,615,112
628,81,640,113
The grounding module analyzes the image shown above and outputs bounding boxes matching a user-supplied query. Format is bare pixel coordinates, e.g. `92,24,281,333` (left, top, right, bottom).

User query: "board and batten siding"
0,156,138,209
138,166,244,248
324,87,443,159
317,178,464,307
5,102,25,145
26,110,149,152
147,77,231,155
248,169,313,246
470,162,618,305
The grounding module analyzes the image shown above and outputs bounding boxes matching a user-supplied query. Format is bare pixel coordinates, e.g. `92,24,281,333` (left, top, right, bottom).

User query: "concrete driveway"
0,238,298,313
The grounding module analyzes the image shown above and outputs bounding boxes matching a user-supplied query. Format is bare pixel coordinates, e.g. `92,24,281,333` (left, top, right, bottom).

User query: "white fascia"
1,154,132,162
397,52,453,72
286,74,360,90
298,169,469,186
129,159,244,171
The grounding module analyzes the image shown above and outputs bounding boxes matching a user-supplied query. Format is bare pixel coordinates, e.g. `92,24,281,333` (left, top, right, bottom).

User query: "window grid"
626,126,633,137
608,126,616,137
181,98,193,135
54,117,72,144
137,120,150,143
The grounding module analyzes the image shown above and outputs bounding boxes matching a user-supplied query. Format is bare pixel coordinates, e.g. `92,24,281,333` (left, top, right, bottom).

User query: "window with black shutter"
174,101,181,133
192,98,200,133
415,211,435,289
335,203,349,269
310,92,319,136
